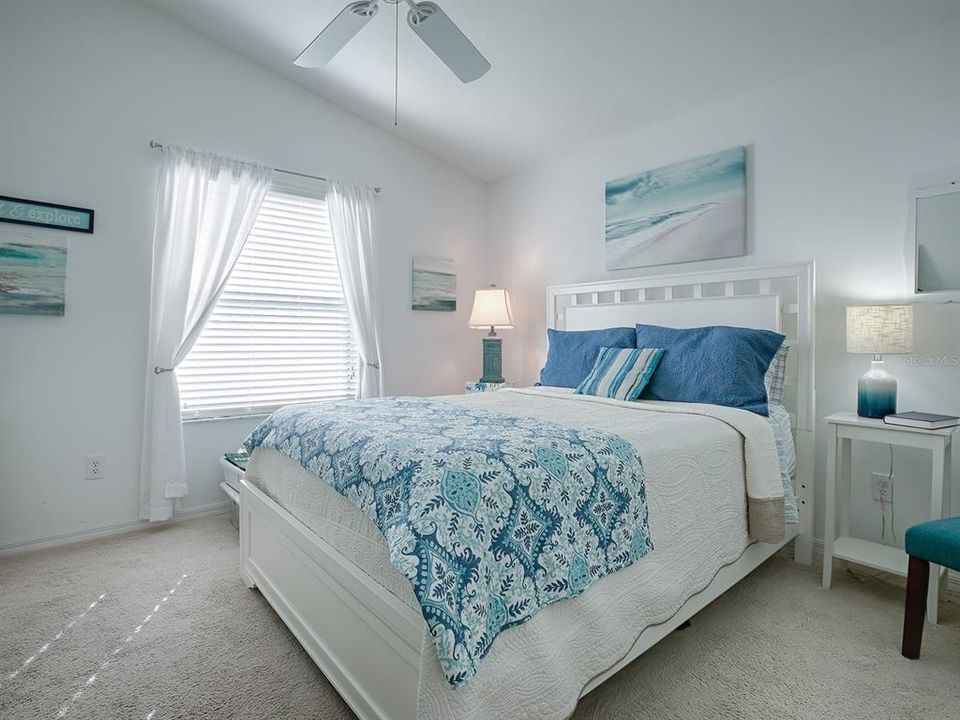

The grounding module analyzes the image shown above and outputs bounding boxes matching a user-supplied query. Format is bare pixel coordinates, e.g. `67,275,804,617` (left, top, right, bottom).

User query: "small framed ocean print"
605,146,747,270
412,256,457,312
0,242,67,316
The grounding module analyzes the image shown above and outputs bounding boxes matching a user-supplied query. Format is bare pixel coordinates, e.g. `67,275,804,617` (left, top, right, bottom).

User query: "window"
177,175,356,419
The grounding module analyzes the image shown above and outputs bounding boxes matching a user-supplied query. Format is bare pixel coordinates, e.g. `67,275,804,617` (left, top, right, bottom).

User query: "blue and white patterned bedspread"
244,397,653,687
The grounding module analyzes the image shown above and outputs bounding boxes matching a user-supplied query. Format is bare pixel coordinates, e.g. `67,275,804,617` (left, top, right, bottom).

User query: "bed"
238,262,815,720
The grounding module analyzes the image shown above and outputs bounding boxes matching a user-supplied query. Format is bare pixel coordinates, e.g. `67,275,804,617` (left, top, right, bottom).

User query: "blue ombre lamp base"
857,357,898,418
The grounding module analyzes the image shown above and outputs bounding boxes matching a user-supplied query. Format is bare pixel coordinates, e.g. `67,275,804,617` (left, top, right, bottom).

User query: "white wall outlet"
85,455,105,480
871,472,893,503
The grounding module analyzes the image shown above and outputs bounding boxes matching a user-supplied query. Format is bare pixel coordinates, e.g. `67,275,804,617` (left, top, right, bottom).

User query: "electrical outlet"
85,455,105,480
872,472,893,503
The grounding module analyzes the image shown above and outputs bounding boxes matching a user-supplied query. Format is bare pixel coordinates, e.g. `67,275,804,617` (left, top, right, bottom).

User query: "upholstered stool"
901,517,960,659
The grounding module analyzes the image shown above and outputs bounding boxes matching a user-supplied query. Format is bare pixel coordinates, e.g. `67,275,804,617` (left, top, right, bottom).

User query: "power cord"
889,444,896,544
880,444,896,544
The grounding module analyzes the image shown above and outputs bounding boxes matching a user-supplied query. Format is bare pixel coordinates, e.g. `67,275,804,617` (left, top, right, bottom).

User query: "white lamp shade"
846,305,914,354
469,287,515,329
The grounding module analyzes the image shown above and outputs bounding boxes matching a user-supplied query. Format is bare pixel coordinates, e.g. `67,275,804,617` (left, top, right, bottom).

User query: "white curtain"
140,146,272,521
327,181,383,399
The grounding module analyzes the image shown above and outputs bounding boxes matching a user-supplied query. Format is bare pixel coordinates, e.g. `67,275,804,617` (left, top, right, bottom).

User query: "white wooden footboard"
242,476,796,720
240,479,422,720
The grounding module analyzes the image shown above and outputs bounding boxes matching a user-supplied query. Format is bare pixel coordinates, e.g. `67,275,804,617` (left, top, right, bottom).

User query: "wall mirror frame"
905,179,960,303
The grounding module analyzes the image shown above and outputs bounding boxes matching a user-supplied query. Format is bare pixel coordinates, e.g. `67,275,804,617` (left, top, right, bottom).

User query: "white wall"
3,0,958,555
487,21,960,543
0,0,488,549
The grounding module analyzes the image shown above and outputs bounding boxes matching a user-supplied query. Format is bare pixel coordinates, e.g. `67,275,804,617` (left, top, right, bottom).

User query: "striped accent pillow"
575,347,665,401
764,343,789,406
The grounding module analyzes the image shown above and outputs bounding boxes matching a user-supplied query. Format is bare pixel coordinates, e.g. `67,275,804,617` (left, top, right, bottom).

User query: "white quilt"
246,387,787,720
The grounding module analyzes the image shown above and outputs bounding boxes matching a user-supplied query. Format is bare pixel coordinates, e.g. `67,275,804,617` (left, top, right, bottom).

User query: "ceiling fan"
294,0,490,83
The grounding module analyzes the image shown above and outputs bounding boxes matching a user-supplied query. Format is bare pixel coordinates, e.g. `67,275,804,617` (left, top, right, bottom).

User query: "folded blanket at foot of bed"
244,397,653,687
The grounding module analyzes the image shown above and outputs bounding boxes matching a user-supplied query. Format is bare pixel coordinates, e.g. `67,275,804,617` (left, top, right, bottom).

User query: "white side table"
220,455,244,530
822,412,955,623
465,381,511,393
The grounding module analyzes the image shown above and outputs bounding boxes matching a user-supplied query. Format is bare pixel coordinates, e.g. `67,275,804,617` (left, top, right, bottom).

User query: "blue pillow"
634,324,786,415
539,327,636,388
575,347,665,400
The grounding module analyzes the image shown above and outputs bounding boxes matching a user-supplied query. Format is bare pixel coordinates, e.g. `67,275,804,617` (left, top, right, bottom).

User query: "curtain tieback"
154,366,174,374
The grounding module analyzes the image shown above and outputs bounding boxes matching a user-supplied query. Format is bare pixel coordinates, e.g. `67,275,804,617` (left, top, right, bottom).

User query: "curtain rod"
148,141,381,193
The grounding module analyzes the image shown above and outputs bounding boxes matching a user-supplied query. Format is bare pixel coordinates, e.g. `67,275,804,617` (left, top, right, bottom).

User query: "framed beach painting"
412,256,457,312
605,146,747,270
0,242,67,316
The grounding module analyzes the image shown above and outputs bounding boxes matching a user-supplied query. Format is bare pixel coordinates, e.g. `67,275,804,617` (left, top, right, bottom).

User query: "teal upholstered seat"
905,517,960,570
901,516,960,659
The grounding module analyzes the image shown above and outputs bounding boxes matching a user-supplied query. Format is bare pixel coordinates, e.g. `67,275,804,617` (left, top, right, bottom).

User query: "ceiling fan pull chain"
394,0,399,126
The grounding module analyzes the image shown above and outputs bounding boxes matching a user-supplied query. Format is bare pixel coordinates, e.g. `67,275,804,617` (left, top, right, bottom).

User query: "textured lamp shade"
468,287,515,329
846,305,913,418
846,305,914,354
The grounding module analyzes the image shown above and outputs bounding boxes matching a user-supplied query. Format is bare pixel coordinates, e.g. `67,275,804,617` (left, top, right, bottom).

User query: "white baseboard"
810,538,959,599
0,501,231,557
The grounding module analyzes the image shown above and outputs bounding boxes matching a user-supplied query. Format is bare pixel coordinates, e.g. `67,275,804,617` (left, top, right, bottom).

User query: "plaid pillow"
764,343,789,406
575,347,665,401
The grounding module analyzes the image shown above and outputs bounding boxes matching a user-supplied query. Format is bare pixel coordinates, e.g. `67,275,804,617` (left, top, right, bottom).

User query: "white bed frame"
240,262,816,720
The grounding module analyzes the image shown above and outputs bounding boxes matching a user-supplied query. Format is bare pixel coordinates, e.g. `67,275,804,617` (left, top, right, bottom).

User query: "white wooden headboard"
546,262,816,563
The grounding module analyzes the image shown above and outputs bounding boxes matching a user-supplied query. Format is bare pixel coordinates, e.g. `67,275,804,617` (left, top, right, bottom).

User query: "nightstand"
220,454,245,530
464,381,511,393
822,412,955,623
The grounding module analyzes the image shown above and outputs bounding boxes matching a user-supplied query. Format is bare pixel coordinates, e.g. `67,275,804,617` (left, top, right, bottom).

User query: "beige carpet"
1,516,958,720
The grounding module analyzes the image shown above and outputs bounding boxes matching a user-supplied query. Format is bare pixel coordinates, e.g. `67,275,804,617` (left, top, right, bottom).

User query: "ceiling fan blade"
294,1,379,68
406,1,490,83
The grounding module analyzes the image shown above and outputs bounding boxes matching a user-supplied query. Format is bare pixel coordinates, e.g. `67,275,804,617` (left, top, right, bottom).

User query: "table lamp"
846,305,914,418
468,285,515,384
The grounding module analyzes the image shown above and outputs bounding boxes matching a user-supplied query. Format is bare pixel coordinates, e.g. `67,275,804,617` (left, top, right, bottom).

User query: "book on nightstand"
883,412,960,430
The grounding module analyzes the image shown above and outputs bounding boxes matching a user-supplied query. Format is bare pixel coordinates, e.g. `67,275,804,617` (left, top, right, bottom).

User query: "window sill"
181,413,270,425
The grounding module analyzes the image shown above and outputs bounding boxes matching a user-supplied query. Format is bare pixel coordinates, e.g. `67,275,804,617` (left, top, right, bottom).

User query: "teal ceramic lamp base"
469,286,514,384
857,357,897,418
480,334,504,384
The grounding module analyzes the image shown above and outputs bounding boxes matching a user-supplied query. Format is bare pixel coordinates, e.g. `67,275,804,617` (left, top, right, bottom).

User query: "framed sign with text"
0,195,94,234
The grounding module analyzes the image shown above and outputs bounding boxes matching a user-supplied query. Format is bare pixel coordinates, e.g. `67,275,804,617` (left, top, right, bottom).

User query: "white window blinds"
176,175,357,419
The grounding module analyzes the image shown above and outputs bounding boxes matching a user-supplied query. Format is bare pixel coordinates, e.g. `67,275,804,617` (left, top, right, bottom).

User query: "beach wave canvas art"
412,256,456,312
605,146,747,270
0,242,66,316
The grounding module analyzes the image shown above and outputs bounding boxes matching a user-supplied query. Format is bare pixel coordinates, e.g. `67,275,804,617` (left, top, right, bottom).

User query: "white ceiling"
147,0,944,181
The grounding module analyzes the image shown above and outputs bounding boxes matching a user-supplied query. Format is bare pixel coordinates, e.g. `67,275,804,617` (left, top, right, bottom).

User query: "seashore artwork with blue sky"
605,146,747,270
0,242,67,316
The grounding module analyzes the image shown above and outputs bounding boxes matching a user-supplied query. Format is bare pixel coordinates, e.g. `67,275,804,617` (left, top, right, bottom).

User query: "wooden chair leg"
902,556,929,659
